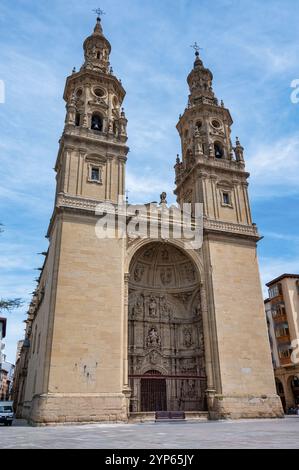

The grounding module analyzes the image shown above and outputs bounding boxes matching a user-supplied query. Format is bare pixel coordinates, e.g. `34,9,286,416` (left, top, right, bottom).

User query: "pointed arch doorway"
128,242,207,414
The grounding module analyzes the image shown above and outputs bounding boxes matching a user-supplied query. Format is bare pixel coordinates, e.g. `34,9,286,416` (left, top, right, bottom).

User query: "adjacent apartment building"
265,274,299,411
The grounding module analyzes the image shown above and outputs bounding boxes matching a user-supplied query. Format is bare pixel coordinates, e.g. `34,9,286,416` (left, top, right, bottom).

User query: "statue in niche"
147,328,161,348
133,295,144,318
149,297,157,318
160,296,171,318
161,268,172,286
134,264,144,283
184,328,193,348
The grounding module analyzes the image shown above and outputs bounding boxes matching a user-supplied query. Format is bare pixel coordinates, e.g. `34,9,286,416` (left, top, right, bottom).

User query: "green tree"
0,298,23,313
0,224,23,313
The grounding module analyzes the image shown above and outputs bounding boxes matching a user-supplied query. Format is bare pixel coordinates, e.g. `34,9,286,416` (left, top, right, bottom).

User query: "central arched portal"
128,242,207,413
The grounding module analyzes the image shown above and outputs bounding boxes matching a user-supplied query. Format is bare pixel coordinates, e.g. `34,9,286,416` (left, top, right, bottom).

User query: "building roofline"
266,274,299,288
0,317,7,338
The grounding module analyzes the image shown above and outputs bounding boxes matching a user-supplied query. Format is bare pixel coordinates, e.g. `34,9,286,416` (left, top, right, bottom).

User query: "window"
269,284,282,299
214,143,224,159
88,165,102,185
91,114,103,132
223,193,230,205
279,348,292,359
75,113,81,127
275,324,290,338
91,167,100,182
212,119,221,129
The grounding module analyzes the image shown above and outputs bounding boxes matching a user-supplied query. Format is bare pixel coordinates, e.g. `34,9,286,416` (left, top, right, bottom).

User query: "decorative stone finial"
160,192,167,205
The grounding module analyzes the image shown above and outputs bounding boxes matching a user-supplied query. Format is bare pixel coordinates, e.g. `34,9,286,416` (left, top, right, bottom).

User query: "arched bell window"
91,113,103,132
214,142,224,159
113,120,118,136
75,113,81,127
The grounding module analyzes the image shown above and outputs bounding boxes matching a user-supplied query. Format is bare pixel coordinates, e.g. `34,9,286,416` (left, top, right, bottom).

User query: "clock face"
212,119,221,129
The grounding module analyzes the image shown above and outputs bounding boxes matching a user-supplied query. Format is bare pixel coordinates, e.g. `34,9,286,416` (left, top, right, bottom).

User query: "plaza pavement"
0,417,298,449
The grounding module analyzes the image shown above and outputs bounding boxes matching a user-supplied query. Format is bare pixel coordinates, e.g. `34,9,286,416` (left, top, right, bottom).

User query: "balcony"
280,357,293,366
273,314,288,324
276,335,291,345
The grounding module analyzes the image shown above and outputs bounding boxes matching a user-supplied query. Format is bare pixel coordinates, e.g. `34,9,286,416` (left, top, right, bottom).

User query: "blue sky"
0,0,298,363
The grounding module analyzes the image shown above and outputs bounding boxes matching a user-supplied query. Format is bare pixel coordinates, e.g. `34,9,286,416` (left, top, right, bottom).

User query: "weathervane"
93,8,106,18
190,42,202,54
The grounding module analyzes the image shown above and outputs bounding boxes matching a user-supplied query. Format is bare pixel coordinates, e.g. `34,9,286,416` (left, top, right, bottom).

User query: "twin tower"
15,18,283,424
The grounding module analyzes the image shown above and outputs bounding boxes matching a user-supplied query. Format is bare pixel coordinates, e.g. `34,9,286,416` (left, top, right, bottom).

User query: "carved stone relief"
128,243,207,412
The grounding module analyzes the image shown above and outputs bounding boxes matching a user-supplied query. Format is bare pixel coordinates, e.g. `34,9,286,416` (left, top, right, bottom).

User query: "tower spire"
82,12,111,73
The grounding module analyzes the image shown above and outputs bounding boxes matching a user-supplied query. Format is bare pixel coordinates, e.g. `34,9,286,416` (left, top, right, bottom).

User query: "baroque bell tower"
173,49,283,419
21,17,131,425
175,47,248,223
57,16,128,206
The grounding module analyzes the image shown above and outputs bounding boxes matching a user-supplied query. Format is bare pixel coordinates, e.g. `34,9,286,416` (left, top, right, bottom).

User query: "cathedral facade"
14,18,283,424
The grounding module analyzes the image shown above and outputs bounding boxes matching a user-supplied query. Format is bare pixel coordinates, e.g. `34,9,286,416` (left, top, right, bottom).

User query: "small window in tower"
223,193,230,206
94,88,105,98
91,114,103,132
214,143,224,159
97,52,101,60
75,113,81,127
91,167,100,182
212,120,221,129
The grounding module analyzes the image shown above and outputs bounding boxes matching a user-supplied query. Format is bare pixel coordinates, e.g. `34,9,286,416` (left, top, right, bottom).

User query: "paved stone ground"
0,417,298,449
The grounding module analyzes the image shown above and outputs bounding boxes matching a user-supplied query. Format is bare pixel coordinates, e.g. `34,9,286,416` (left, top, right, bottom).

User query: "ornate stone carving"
160,296,171,318
148,297,158,318
184,263,196,283
134,264,145,283
146,328,161,349
149,350,159,366
181,357,197,373
183,328,193,348
133,295,144,318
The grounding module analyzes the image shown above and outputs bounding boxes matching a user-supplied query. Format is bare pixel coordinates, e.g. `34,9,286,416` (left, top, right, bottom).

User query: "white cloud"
259,256,299,297
247,134,299,197
126,171,174,204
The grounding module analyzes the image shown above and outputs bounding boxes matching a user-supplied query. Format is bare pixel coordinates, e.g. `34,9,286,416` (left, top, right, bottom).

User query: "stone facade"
15,18,283,425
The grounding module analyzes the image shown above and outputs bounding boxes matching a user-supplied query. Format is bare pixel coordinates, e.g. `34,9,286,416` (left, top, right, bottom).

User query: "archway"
275,379,286,412
128,242,207,413
288,376,299,407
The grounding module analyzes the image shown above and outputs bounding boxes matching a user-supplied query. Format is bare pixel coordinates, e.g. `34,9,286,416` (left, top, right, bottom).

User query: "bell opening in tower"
91,113,103,132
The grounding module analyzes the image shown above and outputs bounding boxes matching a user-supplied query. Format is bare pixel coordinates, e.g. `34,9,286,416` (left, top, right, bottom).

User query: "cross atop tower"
190,42,202,56
93,8,106,18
